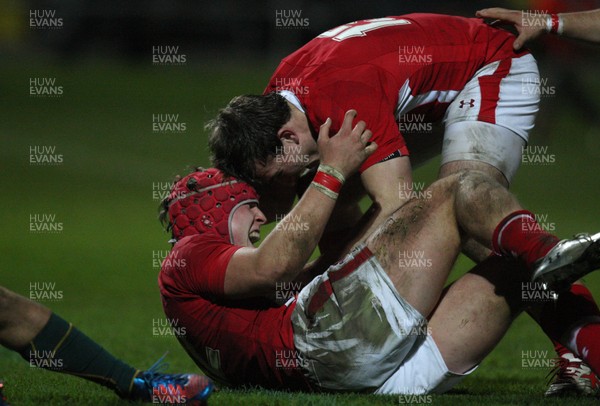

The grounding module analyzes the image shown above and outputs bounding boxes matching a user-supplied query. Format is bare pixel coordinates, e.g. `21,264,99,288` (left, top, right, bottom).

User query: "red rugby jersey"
158,234,311,390
265,13,526,172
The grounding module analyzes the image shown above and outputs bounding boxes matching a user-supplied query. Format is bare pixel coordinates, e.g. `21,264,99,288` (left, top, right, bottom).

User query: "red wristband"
550,13,560,34
313,171,343,194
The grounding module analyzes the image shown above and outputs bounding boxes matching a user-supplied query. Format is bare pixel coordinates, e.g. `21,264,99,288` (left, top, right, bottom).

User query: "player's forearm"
256,186,338,282
560,10,600,43
357,156,412,244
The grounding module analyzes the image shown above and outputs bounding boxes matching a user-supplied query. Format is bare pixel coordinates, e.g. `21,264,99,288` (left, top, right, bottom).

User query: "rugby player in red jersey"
207,13,600,395
208,13,539,254
160,111,600,395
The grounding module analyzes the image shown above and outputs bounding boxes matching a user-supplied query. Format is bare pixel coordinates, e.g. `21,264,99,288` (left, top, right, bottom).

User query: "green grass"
2,57,600,405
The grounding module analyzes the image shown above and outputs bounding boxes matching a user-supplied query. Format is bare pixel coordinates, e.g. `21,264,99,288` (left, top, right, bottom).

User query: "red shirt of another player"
265,13,526,172
158,234,311,390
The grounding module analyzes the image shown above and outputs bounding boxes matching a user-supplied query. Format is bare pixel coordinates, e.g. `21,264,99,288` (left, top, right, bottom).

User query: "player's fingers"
477,8,522,25
514,27,540,50
513,37,524,50
352,120,367,137
340,110,357,135
359,127,373,144
364,140,378,157
476,8,508,19
318,117,332,142
475,9,489,18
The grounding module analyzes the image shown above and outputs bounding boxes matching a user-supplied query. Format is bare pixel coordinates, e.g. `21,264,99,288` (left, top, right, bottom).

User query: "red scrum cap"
165,168,259,243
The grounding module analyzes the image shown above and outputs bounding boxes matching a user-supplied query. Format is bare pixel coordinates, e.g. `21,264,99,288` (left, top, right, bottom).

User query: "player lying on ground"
0,285,213,404
207,12,600,396
158,114,600,394
476,7,600,49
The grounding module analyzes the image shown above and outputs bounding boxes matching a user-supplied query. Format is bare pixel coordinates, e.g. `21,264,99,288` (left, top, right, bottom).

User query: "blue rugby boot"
129,355,213,404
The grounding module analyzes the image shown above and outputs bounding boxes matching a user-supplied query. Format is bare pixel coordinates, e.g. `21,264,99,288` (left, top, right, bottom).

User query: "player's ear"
277,128,300,144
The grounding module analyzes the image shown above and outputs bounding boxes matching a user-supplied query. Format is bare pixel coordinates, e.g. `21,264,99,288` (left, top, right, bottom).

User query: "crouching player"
158,113,600,394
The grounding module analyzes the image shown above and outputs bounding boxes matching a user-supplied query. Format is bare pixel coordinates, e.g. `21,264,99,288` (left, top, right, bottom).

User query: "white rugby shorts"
441,54,539,182
291,245,473,393
401,54,540,182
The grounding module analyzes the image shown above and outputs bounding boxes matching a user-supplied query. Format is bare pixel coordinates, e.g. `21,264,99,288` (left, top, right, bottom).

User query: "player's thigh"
364,175,462,316
428,256,526,374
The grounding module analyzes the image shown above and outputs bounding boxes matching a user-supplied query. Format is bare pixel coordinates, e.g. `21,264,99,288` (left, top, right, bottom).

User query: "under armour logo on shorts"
459,99,475,108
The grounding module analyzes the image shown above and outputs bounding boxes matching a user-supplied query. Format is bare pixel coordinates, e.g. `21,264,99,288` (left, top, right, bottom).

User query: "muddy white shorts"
291,245,472,393
441,53,540,182
402,53,539,182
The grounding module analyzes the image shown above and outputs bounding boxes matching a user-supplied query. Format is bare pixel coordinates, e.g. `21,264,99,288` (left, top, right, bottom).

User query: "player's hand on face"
476,8,546,50
317,109,377,179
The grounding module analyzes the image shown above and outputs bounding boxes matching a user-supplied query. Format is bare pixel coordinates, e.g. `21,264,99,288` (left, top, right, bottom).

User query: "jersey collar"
277,90,305,114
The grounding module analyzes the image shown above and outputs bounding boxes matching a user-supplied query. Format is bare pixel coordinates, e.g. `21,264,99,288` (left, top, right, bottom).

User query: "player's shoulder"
172,234,238,259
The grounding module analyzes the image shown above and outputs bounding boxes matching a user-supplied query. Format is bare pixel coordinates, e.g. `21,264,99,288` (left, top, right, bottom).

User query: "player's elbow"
258,263,295,288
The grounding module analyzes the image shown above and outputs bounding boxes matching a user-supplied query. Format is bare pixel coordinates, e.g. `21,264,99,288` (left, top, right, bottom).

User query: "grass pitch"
2,57,600,405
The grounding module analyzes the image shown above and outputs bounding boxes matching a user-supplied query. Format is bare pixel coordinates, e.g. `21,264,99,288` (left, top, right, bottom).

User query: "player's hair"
206,93,290,184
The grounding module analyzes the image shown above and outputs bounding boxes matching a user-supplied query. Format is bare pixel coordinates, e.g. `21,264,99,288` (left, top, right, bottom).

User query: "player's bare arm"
560,9,600,43
353,155,413,245
476,7,600,49
223,110,377,298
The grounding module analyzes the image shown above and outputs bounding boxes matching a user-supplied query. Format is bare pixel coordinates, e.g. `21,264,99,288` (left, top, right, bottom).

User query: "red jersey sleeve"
162,235,242,297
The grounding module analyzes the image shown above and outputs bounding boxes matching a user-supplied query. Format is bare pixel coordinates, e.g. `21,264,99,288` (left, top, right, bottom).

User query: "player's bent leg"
428,256,528,374
294,172,507,393
365,174,463,317
441,96,600,394
365,168,523,318
439,121,526,262
375,256,528,395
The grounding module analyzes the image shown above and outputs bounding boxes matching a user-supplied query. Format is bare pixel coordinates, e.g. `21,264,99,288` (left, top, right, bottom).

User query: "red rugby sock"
535,284,600,376
492,210,559,267
553,340,571,358
575,324,600,377
571,284,600,376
